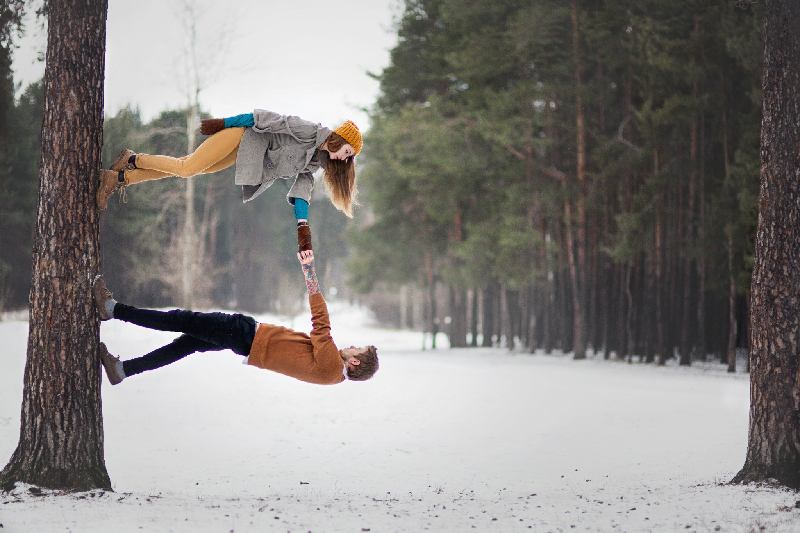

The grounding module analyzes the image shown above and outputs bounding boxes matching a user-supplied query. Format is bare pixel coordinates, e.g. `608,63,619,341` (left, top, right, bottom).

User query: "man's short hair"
347,345,379,381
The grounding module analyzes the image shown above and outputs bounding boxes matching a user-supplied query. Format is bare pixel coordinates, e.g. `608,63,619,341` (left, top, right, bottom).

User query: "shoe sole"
92,274,111,320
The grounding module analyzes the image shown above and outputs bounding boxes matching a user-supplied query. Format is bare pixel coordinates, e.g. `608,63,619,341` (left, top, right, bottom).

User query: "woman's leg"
125,127,245,185
200,145,241,173
122,334,219,377
113,302,256,356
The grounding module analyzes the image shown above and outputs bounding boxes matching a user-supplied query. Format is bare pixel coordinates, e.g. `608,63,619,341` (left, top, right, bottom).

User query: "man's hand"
298,250,320,295
200,118,225,135
298,250,314,266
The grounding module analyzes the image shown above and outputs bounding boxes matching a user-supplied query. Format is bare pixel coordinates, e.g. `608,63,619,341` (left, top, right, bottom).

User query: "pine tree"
1,0,111,491
733,0,800,489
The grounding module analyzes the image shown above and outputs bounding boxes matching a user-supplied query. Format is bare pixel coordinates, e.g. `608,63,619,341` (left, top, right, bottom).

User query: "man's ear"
350,358,361,366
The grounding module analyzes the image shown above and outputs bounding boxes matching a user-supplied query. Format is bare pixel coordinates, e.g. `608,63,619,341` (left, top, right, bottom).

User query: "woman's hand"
200,118,225,135
297,224,312,252
297,250,314,266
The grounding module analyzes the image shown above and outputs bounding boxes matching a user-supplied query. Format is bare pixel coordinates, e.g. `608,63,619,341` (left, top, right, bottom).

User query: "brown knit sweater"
247,292,345,385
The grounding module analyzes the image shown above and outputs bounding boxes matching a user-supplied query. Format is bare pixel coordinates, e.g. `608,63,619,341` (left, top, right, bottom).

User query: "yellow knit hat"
333,120,362,155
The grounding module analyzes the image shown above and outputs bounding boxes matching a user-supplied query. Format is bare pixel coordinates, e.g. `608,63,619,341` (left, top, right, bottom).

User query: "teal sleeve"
224,113,255,128
293,198,309,220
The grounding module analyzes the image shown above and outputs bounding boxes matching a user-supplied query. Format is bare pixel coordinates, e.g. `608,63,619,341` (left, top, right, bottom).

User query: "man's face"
341,346,364,366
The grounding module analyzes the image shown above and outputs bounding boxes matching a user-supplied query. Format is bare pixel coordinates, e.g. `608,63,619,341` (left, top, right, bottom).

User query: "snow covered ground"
1,301,799,532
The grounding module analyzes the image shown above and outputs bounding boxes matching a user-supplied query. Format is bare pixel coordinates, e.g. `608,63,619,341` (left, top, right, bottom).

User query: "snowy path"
1,304,798,532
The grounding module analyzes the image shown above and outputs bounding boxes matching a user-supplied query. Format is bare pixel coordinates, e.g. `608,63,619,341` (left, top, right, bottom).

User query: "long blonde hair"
322,132,358,218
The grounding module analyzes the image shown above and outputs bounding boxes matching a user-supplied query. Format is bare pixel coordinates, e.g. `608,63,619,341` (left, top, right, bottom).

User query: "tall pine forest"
348,0,764,365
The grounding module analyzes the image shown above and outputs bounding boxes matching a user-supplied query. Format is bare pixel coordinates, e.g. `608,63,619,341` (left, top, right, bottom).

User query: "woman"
97,110,362,251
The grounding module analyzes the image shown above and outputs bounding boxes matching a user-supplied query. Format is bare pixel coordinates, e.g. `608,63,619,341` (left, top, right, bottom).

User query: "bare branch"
616,116,642,153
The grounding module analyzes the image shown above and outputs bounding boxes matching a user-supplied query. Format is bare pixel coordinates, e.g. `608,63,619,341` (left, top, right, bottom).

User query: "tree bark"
654,150,667,365
727,222,737,374
0,0,110,492
680,57,700,366
697,113,707,361
481,283,495,347
183,102,197,309
448,285,468,348
733,0,800,488
570,0,587,360
470,288,479,347
541,221,553,354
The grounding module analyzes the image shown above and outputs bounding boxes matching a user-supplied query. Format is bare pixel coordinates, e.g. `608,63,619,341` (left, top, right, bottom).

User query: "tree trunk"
424,251,438,349
448,285,468,348
541,222,553,354
697,113,707,361
470,288,479,347
480,287,489,347
625,263,634,363
621,58,634,361
654,150,667,365
680,62,700,366
400,284,409,330
570,0,587,360
733,0,800,488
0,0,110,492
182,102,198,309
721,109,738,373
727,222,737,373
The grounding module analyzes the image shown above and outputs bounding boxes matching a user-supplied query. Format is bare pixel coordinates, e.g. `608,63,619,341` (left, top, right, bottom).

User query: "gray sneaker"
98,342,123,385
92,274,113,320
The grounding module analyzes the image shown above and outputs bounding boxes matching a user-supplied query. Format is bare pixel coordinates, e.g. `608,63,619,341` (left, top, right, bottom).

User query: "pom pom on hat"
334,120,362,155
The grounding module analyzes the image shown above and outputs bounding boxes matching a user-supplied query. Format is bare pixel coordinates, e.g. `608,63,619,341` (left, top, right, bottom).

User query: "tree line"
348,0,764,366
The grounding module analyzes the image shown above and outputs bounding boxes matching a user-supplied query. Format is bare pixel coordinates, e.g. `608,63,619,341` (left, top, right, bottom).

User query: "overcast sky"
11,0,402,131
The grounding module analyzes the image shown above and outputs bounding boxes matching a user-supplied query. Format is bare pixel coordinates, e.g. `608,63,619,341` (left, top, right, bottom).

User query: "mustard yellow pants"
125,127,246,185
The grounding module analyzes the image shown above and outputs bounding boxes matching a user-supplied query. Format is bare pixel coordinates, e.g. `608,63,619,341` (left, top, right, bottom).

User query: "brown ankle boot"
98,342,124,385
92,274,114,320
97,169,126,210
109,149,136,172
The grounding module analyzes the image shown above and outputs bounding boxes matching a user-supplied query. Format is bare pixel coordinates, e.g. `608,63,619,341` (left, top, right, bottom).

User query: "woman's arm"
290,174,314,251
224,113,255,128
295,198,311,251
200,113,255,135
293,198,309,223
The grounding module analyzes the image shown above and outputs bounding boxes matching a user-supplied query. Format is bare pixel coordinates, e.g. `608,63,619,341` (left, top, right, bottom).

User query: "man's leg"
121,334,219,377
112,303,256,356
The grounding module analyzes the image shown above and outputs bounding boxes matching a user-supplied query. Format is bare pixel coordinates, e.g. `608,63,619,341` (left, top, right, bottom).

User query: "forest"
0,0,764,368
350,0,764,366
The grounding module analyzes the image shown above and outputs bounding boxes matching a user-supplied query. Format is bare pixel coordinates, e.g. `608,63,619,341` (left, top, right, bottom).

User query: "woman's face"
328,143,355,161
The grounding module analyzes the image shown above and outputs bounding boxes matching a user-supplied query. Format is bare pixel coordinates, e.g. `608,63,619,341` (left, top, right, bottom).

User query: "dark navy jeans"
113,303,257,377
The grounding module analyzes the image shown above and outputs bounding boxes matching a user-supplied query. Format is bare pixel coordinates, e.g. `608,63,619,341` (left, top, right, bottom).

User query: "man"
94,250,378,385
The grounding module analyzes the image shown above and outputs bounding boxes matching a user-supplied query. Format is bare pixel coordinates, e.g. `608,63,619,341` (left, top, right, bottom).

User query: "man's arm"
298,250,320,295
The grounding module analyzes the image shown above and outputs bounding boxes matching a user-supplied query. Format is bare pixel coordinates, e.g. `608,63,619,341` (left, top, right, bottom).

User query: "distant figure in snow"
93,250,378,386
97,110,363,254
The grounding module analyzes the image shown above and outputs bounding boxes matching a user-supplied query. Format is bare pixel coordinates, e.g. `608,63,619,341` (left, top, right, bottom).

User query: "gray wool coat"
234,109,332,204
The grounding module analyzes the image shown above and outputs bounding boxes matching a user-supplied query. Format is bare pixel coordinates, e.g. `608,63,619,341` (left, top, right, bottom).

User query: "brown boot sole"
92,274,112,320
99,342,123,385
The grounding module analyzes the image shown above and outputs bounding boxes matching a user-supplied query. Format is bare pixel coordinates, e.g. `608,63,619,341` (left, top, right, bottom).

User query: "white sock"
115,360,126,380
105,298,117,319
